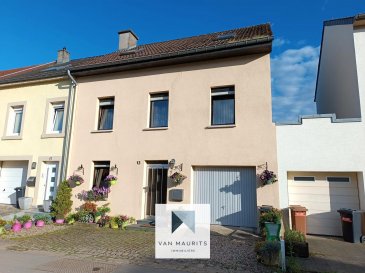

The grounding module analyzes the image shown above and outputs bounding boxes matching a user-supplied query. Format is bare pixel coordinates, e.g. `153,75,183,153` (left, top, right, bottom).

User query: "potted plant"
96,204,111,223
255,241,281,266
67,174,84,187
110,216,119,229
169,172,187,185
0,218,7,234
66,213,76,225
284,229,309,258
12,218,22,232
77,211,94,223
116,215,135,230
99,215,111,228
19,215,33,229
104,175,118,186
259,208,282,238
259,169,277,185
34,213,52,227
50,181,73,223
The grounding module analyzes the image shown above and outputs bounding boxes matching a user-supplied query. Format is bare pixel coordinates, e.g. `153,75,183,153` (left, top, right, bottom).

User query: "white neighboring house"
277,14,365,236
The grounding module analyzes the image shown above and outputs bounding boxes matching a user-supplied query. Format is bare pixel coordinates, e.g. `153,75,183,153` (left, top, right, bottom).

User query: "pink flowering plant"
259,170,277,185
78,187,110,201
169,172,187,185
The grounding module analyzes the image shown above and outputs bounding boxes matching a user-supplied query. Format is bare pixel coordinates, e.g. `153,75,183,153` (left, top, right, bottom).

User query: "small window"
211,86,235,125
327,177,350,183
294,176,315,182
49,102,65,133
150,93,169,128
7,106,24,136
93,161,110,188
98,98,114,130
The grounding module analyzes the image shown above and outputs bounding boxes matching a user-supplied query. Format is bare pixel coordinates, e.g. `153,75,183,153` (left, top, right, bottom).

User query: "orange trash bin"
290,205,308,235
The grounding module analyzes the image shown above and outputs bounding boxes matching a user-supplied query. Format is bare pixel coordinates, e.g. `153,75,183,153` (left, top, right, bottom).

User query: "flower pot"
75,181,81,185
18,197,33,210
94,215,101,223
109,180,117,186
110,222,119,229
12,223,22,232
285,242,309,258
43,200,52,213
55,219,64,224
36,220,45,227
23,220,33,229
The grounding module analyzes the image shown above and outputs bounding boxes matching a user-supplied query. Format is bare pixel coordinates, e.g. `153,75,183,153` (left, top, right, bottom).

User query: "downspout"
60,70,77,181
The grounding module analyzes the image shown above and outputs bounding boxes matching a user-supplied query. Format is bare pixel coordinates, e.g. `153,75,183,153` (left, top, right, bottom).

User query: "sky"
0,0,363,122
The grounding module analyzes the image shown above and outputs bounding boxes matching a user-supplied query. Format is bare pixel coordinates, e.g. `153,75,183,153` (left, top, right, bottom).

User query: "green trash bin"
265,222,281,241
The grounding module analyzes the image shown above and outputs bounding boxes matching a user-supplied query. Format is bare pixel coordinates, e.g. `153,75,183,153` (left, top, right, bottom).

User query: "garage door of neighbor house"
0,161,28,204
288,172,360,236
193,167,257,227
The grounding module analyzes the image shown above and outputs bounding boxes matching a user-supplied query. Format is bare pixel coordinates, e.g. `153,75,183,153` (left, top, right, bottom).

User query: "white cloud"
271,45,320,122
273,38,289,48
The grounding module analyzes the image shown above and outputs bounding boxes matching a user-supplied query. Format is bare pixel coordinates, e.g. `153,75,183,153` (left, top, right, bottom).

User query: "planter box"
18,197,33,210
43,200,52,213
285,242,309,258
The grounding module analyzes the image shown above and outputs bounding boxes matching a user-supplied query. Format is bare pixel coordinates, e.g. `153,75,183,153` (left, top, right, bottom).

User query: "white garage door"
288,172,360,236
0,161,28,204
193,167,257,227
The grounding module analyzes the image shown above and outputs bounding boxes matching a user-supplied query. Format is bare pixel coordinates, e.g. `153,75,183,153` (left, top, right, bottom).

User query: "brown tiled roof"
0,23,272,85
0,63,55,80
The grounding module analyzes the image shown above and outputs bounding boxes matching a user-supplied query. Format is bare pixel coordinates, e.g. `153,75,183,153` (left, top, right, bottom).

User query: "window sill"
91,129,114,134
205,124,236,129
41,133,65,139
1,135,22,140
143,127,168,131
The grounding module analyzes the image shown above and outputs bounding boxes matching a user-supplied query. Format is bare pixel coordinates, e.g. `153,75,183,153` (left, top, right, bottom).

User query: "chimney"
118,30,138,50
57,47,70,64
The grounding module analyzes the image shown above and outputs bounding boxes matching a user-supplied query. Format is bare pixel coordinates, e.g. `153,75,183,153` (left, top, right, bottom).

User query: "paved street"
0,223,270,273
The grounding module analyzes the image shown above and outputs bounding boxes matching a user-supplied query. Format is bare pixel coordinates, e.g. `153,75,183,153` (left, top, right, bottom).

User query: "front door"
41,162,59,201
145,164,168,217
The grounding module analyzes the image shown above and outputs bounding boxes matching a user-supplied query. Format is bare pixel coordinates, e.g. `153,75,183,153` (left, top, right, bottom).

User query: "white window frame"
97,97,115,131
149,92,169,129
48,102,65,134
3,103,26,139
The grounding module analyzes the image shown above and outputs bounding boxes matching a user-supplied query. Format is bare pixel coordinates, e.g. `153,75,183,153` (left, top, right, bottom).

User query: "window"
293,176,315,182
93,161,110,188
7,106,24,136
211,86,235,125
327,177,350,183
150,93,169,128
98,98,114,130
50,103,64,133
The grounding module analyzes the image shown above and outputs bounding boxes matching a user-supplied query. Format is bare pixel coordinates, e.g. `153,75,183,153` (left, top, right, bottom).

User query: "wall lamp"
77,164,84,175
169,159,183,172
110,164,119,175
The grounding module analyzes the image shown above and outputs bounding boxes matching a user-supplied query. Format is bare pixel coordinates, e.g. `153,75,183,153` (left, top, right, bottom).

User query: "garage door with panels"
193,167,257,228
0,161,28,204
288,172,360,236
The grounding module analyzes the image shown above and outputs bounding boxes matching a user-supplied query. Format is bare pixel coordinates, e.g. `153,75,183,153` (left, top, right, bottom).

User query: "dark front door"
146,164,168,217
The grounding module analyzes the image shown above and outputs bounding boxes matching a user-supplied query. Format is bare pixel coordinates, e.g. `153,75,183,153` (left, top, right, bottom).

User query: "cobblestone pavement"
1,223,271,273
0,204,20,216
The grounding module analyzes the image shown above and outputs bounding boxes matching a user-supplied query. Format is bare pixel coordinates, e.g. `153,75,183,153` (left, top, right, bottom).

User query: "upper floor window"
7,105,24,136
48,102,64,133
93,161,110,188
98,98,114,130
211,86,235,125
150,93,169,128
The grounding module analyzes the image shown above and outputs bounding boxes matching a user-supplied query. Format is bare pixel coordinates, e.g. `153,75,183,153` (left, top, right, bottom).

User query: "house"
276,14,365,236
0,49,73,207
65,24,278,228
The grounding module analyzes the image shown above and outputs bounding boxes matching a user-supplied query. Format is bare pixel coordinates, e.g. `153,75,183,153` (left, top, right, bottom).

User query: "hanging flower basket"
104,175,118,186
67,174,84,187
259,170,277,185
169,172,187,185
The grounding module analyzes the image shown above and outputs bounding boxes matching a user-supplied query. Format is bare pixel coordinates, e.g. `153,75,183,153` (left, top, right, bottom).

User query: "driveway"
297,235,365,273
0,224,271,273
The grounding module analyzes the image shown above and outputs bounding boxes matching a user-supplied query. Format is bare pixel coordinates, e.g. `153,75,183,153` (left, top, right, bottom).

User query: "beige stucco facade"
67,54,278,221
0,80,70,205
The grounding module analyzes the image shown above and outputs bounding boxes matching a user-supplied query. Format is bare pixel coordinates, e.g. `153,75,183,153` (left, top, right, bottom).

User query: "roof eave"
71,37,273,76
0,76,68,89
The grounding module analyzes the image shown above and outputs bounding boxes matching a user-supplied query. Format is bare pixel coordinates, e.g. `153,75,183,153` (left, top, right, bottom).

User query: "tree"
50,180,73,219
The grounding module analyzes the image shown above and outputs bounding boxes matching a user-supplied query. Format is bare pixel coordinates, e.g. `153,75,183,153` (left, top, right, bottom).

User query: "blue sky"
0,0,363,122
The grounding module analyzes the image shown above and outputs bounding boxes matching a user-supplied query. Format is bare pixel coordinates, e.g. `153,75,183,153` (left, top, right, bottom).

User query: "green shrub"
50,181,73,219
284,229,306,243
33,213,52,224
18,214,32,224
